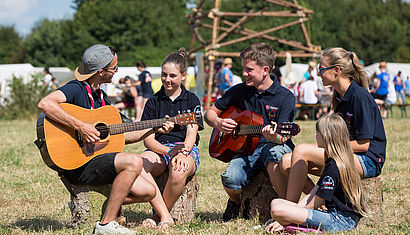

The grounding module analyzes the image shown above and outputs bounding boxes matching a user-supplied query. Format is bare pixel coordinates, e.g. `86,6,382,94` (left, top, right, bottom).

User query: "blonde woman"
266,114,367,233
279,48,386,203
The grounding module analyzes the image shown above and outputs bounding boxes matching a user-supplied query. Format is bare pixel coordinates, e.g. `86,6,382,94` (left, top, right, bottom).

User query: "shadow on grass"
195,211,222,222
11,217,67,232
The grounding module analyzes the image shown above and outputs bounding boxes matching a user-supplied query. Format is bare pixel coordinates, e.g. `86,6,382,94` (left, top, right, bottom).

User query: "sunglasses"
317,65,336,75
103,64,118,72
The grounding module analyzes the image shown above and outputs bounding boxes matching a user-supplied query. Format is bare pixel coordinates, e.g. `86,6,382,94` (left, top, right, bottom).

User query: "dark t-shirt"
141,84,204,145
58,80,111,109
139,70,154,97
214,76,295,146
316,158,363,218
334,81,386,176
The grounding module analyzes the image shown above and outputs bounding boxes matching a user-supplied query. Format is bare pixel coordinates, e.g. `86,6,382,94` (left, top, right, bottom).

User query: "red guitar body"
209,106,263,162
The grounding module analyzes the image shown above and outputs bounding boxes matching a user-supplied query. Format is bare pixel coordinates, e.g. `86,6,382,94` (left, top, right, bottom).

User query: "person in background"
219,57,234,95
371,62,389,115
393,71,405,104
43,66,53,87
50,77,60,90
298,76,319,120
136,61,154,120
266,114,367,233
114,76,138,119
405,76,410,98
272,62,283,85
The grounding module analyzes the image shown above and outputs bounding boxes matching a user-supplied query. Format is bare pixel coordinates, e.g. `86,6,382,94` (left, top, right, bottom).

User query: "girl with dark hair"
138,48,203,229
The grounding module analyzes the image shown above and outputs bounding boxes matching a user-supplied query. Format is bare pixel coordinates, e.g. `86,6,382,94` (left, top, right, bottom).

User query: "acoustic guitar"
209,106,300,162
35,103,197,171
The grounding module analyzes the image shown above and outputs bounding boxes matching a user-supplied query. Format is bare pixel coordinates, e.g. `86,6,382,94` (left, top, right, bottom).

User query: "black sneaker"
222,199,240,222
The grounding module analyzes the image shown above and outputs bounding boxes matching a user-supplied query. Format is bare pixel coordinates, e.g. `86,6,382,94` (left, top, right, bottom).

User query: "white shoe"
95,221,135,234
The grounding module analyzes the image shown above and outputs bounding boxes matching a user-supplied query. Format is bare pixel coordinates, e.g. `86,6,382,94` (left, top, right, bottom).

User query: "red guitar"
209,106,301,162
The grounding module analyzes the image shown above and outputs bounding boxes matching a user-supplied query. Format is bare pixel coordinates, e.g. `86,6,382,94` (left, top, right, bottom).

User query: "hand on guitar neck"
262,121,288,144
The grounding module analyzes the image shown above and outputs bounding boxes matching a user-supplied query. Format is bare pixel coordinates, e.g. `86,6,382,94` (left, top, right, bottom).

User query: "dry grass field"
0,108,409,234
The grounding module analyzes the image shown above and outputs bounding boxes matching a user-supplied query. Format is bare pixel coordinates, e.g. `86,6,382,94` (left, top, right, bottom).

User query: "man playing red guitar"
37,44,173,234
205,42,296,222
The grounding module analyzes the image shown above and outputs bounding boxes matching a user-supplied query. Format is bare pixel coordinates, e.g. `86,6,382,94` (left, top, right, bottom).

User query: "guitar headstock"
277,122,301,137
174,112,197,126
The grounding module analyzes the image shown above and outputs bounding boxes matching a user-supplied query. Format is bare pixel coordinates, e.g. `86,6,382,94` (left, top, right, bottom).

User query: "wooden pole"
205,0,220,109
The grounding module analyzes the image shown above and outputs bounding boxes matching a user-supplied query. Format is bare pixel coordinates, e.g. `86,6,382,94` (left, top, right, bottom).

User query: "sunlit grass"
0,108,409,234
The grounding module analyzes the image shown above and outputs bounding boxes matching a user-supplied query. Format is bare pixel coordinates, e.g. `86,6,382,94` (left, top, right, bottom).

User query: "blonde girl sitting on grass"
266,114,367,233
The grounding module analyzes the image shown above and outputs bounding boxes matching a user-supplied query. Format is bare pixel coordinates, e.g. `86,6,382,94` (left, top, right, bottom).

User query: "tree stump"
240,170,278,223
154,171,199,224
69,184,111,227
360,176,383,227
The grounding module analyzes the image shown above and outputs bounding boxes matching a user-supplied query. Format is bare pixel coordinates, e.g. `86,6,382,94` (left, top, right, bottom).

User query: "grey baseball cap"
74,44,114,81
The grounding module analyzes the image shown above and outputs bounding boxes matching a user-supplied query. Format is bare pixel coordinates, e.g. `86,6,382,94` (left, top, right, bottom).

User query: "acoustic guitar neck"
108,117,178,135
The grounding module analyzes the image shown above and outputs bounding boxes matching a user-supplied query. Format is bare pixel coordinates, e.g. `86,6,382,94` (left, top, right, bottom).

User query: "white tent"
364,62,410,79
0,64,73,105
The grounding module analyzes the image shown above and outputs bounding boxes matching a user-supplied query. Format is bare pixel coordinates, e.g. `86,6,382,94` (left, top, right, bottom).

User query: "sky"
0,0,75,36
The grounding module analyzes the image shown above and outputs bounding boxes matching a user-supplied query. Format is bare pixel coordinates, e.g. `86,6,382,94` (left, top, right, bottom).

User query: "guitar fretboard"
108,117,176,135
237,124,266,135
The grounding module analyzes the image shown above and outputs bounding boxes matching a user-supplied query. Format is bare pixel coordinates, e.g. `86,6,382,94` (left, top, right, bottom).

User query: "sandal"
157,220,174,230
140,218,157,228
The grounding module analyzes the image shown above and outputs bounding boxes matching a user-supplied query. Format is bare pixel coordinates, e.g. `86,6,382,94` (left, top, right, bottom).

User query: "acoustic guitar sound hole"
95,123,109,140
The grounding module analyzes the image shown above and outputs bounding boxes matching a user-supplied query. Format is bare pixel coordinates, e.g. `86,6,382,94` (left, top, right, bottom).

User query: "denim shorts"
221,142,292,190
356,154,377,178
303,207,360,232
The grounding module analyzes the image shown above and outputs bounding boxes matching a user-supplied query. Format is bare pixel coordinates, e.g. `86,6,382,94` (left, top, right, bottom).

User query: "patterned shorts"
147,142,200,174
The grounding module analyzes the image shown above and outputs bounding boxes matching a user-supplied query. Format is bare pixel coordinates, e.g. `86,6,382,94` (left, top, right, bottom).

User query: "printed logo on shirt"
321,176,334,190
265,105,279,120
145,73,152,83
194,105,202,119
345,112,353,126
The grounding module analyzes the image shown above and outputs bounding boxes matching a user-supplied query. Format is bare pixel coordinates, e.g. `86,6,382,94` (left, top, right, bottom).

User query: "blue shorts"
356,154,377,178
304,207,360,232
221,142,293,191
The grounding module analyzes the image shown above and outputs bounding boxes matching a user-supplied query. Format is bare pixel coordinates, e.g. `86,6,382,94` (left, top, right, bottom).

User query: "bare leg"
266,161,288,198
280,153,315,196
224,187,242,203
161,156,196,213
123,175,156,204
135,96,143,121
139,151,173,223
285,144,325,203
270,198,308,225
100,152,142,224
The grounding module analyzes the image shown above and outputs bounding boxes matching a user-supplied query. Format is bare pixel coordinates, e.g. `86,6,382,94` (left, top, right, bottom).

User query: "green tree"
0,25,23,64
24,19,66,67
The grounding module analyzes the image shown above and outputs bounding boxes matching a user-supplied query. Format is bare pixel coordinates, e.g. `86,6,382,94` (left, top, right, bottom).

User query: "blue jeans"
357,154,377,178
221,142,293,190
304,208,360,232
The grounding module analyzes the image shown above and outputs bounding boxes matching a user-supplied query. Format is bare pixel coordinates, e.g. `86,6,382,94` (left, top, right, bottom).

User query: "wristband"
275,136,282,144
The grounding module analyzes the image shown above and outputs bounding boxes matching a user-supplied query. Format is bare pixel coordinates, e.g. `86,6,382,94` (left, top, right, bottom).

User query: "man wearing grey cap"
38,44,173,234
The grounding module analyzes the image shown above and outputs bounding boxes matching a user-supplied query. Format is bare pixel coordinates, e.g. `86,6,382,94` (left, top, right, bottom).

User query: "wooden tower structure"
187,0,321,108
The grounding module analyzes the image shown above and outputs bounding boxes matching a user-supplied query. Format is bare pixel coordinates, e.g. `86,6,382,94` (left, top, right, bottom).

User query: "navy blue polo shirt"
334,81,386,176
214,75,295,146
141,84,204,145
58,80,111,109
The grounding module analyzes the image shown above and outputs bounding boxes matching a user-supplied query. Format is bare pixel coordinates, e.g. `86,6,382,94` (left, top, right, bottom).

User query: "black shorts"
372,93,387,101
64,152,119,186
